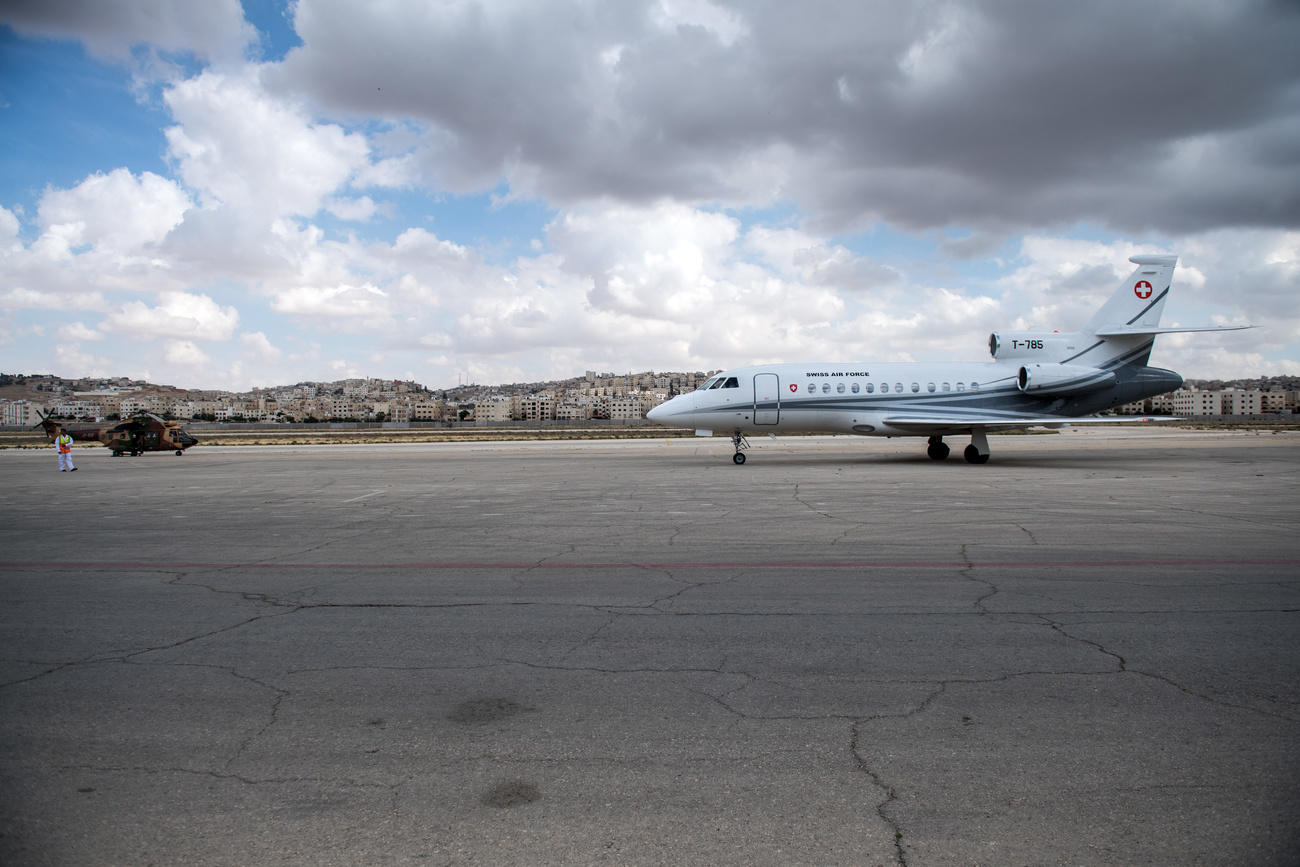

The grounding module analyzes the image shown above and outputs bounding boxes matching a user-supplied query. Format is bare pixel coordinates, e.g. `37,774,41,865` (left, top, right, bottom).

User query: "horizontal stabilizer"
1094,324,1254,337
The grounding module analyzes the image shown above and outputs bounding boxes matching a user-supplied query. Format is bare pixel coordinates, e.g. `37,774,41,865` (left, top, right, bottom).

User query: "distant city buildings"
1117,386,1297,417
0,370,711,424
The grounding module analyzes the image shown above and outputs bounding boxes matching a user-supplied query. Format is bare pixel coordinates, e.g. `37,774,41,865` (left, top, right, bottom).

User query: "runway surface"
2,428,1298,865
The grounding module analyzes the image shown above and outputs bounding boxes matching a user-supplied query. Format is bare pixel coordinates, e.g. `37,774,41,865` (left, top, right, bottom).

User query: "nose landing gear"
731,431,750,464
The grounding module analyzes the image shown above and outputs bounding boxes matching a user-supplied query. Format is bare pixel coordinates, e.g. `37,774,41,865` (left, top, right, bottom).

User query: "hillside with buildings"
0,370,714,426
2,371,1297,427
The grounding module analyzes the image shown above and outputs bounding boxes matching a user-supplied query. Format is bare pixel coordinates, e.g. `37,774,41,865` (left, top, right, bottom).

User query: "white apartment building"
476,398,516,422
1173,390,1221,415
1260,390,1297,413
52,399,111,420
555,401,592,421
2,400,47,425
189,399,223,419
409,401,444,422
1221,389,1263,415
520,395,555,421
372,400,410,423
608,396,646,420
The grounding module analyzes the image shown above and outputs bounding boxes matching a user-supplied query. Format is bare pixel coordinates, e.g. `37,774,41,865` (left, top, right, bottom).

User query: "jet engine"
988,331,1076,361
1016,363,1115,395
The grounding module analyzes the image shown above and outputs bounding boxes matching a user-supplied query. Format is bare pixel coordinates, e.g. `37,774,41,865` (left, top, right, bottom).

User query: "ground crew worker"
56,427,77,472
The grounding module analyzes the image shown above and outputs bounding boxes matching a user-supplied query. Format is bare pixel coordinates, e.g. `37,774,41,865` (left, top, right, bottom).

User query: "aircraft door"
753,373,780,425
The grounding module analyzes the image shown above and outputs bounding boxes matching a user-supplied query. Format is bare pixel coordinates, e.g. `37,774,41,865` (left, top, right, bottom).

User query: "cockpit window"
722,377,739,388
699,376,722,390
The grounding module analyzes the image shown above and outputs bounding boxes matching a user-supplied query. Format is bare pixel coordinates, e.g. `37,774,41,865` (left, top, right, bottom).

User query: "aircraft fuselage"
650,361,1181,437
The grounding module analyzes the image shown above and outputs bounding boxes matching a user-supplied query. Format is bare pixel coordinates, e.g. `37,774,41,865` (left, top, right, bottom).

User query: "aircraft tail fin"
1082,255,1178,336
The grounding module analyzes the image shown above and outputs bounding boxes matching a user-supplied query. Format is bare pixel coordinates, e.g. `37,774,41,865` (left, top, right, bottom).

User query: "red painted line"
0,559,1296,571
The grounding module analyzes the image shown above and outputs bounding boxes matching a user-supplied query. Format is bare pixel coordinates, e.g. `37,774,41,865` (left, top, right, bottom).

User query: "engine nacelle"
989,331,1076,361
1017,363,1115,395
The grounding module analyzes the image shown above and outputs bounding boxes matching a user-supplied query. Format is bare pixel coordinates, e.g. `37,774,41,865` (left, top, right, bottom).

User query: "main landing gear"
731,431,751,464
927,433,990,464
926,436,950,461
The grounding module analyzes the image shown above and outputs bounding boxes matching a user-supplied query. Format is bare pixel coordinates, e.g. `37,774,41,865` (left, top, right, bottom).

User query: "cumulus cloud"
0,207,20,250
0,0,255,65
37,169,191,254
240,330,282,361
0,286,110,313
164,69,370,218
101,291,240,341
57,321,103,342
324,196,378,222
52,342,114,378
163,339,212,367
270,283,392,324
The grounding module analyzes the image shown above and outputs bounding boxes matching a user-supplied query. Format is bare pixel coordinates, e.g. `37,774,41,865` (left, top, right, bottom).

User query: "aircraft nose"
646,403,666,423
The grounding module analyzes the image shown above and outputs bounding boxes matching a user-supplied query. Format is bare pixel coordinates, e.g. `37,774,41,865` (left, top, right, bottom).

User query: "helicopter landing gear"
731,430,750,464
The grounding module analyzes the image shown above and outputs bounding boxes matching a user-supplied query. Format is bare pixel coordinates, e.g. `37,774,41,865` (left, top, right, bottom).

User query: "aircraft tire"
733,452,746,465
964,444,990,465
176,450,183,456
927,442,950,460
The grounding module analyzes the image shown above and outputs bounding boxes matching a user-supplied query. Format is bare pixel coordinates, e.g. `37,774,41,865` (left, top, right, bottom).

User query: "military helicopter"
37,412,199,456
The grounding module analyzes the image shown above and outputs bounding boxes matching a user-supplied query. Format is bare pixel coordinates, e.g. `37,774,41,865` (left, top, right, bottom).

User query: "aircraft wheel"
927,442,950,461
964,444,990,465
176,450,183,456
733,452,746,465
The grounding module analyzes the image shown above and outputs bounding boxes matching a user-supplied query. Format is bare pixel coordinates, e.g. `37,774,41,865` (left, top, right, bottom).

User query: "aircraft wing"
881,415,1180,435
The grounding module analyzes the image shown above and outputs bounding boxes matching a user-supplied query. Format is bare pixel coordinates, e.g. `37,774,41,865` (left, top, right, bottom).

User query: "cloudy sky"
1,0,1297,391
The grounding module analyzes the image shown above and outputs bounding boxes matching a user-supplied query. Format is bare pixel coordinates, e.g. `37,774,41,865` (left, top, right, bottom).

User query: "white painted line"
342,490,386,504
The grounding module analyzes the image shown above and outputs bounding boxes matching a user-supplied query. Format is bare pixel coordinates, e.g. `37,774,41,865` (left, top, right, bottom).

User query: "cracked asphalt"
1,428,1297,865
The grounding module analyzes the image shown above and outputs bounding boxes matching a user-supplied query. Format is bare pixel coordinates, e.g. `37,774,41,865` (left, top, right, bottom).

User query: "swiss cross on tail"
1134,280,1153,299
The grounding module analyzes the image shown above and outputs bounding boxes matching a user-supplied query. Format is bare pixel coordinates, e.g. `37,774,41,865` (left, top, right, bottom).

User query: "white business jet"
646,255,1249,464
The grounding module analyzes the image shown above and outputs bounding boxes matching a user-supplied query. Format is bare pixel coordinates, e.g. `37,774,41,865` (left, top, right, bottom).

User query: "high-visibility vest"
57,434,73,454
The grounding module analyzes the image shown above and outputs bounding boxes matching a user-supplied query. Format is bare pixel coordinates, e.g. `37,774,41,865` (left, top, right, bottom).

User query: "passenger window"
836,383,845,394
911,383,920,393
895,383,903,393
806,383,815,393
866,383,875,393
970,382,980,391
850,383,859,394
926,382,936,393
956,382,966,392
942,382,951,392
821,383,831,393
